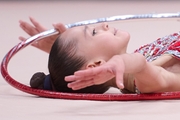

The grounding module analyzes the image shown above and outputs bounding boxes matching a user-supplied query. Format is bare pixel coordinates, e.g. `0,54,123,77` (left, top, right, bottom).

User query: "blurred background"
0,0,180,120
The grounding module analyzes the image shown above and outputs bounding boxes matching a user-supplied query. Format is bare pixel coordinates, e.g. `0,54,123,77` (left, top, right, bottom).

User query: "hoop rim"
1,12,180,101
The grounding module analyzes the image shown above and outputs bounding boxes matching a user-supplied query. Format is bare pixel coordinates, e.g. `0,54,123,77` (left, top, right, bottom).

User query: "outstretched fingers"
68,79,94,90
65,74,96,82
75,67,103,76
29,17,46,32
19,20,38,36
66,67,103,82
65,74,96,90
65,68,102,90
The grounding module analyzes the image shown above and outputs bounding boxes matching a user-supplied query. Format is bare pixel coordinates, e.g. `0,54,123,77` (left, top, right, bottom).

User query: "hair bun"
30,72,46,89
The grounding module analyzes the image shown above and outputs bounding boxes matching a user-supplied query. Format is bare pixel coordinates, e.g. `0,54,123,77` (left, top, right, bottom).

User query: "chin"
117,31,130,40
123,31,130,40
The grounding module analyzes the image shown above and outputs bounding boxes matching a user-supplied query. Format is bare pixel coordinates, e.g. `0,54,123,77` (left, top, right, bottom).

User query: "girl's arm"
65,53,180,93
65,53,147,90
19,17,66,53
135,56,180,93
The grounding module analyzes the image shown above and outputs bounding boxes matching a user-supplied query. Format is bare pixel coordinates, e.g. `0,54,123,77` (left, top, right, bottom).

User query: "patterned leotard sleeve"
134,32,180,61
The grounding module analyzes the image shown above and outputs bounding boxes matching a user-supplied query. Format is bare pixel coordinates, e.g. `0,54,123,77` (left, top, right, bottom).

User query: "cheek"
97,36,120,54
96,35,118,47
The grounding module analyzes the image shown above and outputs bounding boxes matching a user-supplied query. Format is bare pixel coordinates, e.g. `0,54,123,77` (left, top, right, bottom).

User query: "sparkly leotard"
135,32,180,61
122,32,180,94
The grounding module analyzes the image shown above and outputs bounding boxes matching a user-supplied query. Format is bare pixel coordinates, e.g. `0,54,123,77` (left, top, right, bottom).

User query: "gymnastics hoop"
1,13,180,101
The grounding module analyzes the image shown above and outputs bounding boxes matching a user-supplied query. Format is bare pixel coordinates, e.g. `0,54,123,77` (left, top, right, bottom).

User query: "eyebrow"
84,25,88,38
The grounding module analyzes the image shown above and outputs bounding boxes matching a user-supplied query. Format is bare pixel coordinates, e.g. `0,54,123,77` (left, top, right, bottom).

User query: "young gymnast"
19,17,180,94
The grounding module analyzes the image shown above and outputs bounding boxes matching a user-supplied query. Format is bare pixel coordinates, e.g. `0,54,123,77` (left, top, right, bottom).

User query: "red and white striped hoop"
1,13,180,101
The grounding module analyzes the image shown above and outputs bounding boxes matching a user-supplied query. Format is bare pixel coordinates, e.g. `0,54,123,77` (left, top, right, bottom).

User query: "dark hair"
30,35,110,93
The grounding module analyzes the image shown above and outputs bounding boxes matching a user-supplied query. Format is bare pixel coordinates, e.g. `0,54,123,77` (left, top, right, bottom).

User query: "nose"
102,22,109,31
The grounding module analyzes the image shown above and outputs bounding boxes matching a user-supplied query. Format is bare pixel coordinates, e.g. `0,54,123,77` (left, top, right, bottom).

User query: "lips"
114,28,118,35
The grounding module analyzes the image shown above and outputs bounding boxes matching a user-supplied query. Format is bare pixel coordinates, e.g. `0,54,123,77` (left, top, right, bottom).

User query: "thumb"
53,23,66,33
115,72,124,89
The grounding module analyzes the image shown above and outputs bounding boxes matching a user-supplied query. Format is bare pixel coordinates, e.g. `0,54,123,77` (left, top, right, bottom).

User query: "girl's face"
61,23,130,67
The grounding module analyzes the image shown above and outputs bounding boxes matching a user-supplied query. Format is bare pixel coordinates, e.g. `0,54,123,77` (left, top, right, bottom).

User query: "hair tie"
44,74,52,91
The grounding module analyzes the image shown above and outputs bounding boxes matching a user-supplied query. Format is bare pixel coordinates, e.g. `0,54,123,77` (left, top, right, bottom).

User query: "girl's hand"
19,17,66,53
65,55,125,90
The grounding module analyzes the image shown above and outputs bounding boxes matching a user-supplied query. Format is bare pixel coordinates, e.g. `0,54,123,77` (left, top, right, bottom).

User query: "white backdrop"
0,0,180,120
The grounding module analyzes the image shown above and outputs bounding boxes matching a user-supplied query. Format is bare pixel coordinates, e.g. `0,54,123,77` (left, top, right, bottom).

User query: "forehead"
68,26,84,34
61,26,84,39
58,26,85,47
